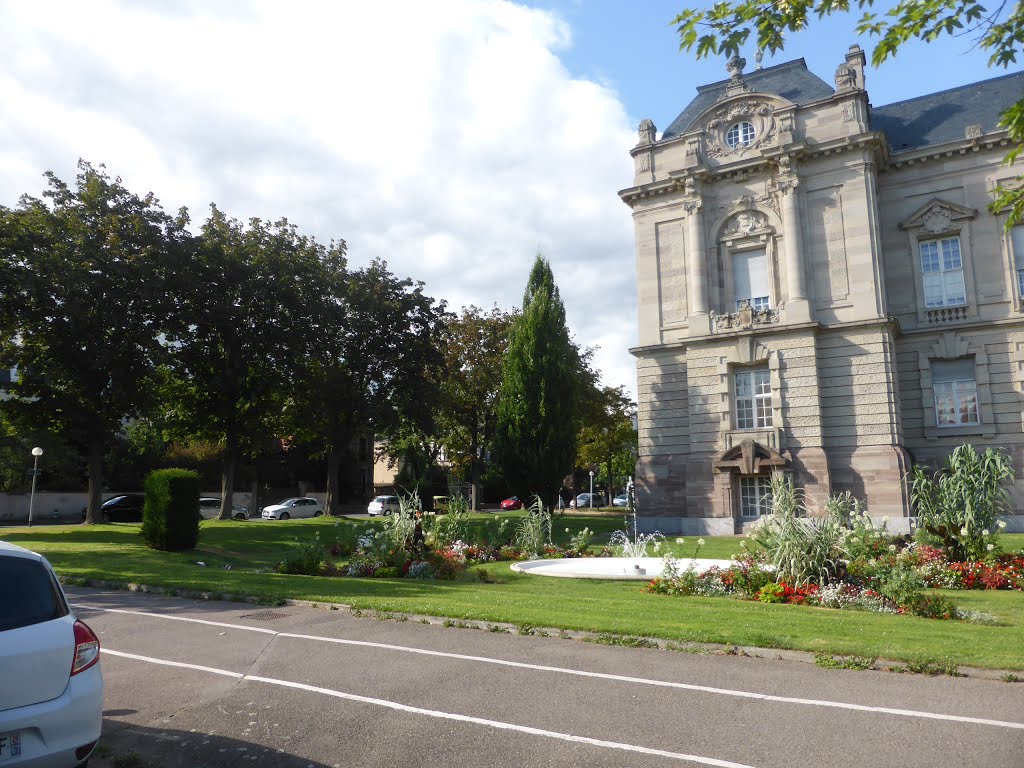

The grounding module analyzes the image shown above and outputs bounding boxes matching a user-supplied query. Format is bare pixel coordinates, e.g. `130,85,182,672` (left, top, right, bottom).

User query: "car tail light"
71,620,100,676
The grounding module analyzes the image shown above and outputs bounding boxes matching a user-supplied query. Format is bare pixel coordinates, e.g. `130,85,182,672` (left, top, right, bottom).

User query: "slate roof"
661,59,835,139
870,70,1024,153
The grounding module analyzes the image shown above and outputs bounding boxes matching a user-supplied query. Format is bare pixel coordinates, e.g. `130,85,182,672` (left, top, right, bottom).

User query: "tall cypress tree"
493,255,578,503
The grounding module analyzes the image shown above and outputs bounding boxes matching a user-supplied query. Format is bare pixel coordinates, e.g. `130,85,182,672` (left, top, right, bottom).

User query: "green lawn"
5,519,1023,671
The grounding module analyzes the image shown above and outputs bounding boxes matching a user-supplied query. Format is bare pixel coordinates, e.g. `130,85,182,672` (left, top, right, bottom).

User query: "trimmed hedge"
141,468,201,551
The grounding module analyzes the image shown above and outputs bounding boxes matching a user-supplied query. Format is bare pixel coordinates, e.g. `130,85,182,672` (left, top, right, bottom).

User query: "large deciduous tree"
493,255,579,504
163,206,335,519
294,259,447,515
436,305,517,509
672,0,1024,224
0,161,187,522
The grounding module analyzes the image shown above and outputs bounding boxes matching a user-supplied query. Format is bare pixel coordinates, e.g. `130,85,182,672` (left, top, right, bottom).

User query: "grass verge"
4,520,1023,671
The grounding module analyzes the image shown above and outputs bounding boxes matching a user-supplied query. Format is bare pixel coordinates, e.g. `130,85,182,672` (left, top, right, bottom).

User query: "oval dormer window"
725,121,756,148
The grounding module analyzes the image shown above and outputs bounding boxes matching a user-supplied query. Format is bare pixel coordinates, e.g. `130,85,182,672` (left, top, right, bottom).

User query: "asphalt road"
67,586,1024,768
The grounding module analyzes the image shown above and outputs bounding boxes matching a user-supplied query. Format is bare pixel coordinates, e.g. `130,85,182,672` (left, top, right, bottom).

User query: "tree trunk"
325,444,342,515
84,441,104,524
469,427,480,511
219,433,236,520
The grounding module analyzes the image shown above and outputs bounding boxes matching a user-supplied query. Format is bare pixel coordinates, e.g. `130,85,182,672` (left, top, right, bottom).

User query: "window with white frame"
734,367,772,429
726,121,756,148
1012,226,1024,299
919,236,966,308
932,358,979,426
739,475,773,519
732,248,770,310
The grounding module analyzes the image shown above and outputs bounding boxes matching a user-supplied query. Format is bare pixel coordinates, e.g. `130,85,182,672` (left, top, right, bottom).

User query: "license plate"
0,732,21,761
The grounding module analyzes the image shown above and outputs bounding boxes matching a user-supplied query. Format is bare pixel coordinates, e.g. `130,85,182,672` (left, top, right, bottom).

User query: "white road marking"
74,602,1024,731
102,647,758,768
103,649,244,678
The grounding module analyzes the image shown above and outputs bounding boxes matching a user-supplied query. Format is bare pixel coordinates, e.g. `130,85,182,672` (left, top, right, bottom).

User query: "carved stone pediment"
713,439,788,475
703,97,780,159
899,198,976,234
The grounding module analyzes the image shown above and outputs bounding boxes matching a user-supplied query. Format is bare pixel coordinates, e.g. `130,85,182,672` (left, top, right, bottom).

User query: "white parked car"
366,495,400,517
199,497,249,521
0,541,103,767
612,494,628,507
570,492,603,508
261,497,324,520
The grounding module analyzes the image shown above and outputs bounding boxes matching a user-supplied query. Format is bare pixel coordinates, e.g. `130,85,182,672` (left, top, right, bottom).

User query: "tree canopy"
672,0,1024,224
493,255,580,503
0,161,187,521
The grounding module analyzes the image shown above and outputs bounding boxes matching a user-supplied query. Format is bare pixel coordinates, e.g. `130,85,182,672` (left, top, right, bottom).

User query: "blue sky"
0,1,1018,400
535,0,1014,133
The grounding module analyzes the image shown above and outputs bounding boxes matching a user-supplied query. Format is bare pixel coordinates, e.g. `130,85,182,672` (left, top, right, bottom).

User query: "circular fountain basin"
510,557,733,580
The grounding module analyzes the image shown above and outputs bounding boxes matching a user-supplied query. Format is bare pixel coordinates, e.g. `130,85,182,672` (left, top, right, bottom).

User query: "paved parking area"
69,586,1024,768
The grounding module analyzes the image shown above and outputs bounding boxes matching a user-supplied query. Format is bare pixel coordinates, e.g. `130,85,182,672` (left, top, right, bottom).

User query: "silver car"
367,495,400,516
199,497,249,521
0,541,103,766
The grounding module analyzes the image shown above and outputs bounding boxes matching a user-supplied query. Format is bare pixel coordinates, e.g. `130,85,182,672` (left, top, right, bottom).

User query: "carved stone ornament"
721,209,770,237
704,99,777,158
965,124,983,140
834,63,857,91
636,153,651,172
711,300,780,331
922,207,954,235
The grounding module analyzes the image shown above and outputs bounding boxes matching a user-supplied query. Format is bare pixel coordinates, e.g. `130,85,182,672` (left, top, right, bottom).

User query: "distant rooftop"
661,59,835,139
870,69,1024,152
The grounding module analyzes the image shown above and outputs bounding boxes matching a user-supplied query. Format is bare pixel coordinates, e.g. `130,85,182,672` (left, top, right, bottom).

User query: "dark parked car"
81,494,145,523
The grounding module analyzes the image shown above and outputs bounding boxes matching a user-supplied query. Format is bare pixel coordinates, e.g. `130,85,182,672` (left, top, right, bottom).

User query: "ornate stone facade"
620,46,1024,534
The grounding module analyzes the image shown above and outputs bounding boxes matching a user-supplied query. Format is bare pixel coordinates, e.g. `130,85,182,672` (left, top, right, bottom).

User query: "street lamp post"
28,446,43,527
588,470,594,508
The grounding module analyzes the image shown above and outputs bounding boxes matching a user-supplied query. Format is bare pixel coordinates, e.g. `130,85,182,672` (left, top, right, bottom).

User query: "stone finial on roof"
841,44,866,91
754,49,763,70
726,54,746,80
637,118,657,146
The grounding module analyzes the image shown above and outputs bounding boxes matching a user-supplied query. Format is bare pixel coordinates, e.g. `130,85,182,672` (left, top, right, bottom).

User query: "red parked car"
500,496,523,510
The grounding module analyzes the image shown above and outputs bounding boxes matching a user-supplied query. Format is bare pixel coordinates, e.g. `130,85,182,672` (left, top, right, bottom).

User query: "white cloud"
0,0,638,396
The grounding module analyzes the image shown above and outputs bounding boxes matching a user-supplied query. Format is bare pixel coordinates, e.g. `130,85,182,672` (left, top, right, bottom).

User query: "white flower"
739,541,747,548
697,538,705,546
982,529,990,537
675,537,685,544
960,527,969,536
997,520,1007,529
888,544,896,552
565,528,570,533
987,544,995,551
882,516,889,522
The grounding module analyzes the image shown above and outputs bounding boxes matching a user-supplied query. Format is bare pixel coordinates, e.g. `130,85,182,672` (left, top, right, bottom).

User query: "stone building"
619,47,1024,534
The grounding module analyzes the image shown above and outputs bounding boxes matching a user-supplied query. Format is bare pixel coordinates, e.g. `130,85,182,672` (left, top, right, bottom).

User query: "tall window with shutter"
732,248,770,311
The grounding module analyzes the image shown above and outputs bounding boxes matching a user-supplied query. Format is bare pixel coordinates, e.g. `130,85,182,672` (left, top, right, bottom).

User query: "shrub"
276,533,325,575
876,566,925,607
514,496,551,556
432,494,470,548
910,444,1013,561
747,472,845,586
140,468,201,552
373,566,399,579
407,561,435,579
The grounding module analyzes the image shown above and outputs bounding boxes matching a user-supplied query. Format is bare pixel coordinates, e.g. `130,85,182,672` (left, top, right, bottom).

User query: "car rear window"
0,558,69,631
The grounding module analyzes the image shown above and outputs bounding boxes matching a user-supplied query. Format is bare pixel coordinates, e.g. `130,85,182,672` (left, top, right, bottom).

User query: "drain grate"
239,610,290,621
